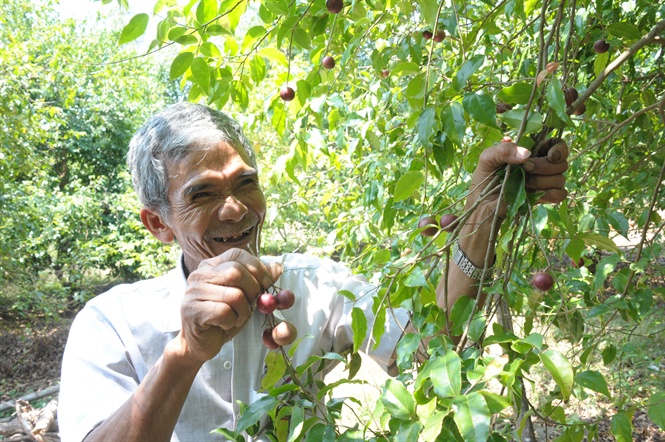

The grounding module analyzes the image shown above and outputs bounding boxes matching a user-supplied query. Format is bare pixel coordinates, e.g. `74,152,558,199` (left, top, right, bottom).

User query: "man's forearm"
84,337,202,442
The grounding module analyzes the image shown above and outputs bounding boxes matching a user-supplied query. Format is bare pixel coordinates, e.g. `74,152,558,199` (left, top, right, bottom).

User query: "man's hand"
178,249,283,364
468,138,569,217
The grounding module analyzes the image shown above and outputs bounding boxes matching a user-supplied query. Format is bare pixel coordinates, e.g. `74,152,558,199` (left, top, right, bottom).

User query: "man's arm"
82,250,282,442
436,139,569,311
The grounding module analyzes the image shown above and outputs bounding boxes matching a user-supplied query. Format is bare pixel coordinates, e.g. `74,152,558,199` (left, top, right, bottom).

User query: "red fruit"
326,0,343,13
322,55,335,69
564,87,579,107
532,272,554,291
594,39,610,54
438,214,459,232
262,328,279,349
573,103,586,116
280,87,295,101
496,102,513,114
381,69,390,78
275,289,295,310
257,293,277,314
272,321,298,346
422,30,433,40
433,29,445,42
418,216,438,237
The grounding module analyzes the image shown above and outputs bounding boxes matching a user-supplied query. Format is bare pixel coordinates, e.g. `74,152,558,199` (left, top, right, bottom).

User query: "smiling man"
58,102,568,441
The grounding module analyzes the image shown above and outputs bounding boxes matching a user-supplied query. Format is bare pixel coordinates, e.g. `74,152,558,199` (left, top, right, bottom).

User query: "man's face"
162,141,266,273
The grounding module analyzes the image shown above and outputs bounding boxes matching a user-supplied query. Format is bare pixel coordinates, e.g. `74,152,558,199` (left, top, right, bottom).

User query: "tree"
110,0,665,439
0,0,177,317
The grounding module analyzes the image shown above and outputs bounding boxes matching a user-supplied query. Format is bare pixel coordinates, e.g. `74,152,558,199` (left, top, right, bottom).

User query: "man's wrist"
452,240,494,280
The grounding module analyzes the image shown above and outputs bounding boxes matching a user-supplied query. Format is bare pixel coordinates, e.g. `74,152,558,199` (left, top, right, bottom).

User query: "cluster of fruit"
256,289,298,349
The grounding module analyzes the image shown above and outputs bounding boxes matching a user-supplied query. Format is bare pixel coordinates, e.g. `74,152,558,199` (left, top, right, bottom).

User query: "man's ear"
140,208,175,243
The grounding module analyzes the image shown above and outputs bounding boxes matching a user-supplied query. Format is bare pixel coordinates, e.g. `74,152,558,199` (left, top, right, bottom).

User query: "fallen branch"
0,386,60,414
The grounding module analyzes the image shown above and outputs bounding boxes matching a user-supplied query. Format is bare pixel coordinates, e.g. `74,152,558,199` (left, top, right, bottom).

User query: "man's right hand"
178,249,283,364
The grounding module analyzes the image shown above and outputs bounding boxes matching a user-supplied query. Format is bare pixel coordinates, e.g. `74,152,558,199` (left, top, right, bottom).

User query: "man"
58,102,568,441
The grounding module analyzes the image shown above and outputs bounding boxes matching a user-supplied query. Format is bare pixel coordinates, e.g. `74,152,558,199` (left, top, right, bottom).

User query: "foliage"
0,0,177,318
72,0,665,439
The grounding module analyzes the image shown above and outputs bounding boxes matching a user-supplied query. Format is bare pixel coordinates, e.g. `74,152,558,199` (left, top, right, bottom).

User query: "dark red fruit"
573,103,586,116
433,29,445,42
564,87,579,107
280,86,295,101
262,328,279,349
422,30,433,40
257,293,277,314
496,102,513,114
594,39,610,54
322,55,335,69
272,321,298,346
438,214,459,232
532,272,554,291
418,216,438,237
326,0,343,13
275,289,295,310
381,69,390,78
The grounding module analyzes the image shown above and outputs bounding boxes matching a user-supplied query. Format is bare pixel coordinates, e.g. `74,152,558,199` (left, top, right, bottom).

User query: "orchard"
110,0,665,439
2,0,661,440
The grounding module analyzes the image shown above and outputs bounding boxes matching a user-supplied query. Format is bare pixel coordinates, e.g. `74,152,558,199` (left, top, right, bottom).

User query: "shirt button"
223,360,232,370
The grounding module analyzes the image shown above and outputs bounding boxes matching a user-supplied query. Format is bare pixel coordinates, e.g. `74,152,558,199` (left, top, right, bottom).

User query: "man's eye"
240,178,257,186
192,192,211,200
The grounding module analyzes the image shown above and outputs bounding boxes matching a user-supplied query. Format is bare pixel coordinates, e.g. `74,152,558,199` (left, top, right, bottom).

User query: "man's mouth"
213,226,254,244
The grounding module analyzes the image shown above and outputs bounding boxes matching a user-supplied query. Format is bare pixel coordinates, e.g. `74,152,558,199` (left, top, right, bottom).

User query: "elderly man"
58,102,568,441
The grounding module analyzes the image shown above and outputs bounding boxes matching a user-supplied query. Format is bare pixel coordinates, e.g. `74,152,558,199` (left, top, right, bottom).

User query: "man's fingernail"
262,275,274,289
549,150,561,162
524,160,536,172
516,147,531,160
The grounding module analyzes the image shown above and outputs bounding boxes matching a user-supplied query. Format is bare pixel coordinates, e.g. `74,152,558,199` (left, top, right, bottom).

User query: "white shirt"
58,253,409,441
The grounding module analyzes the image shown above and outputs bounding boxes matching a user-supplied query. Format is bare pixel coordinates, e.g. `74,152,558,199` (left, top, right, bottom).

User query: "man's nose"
218,196,248,222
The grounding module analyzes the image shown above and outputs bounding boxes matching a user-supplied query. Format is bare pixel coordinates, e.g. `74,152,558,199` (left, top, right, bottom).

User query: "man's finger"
526,174,566,190
536,188,568,204
534,138,569,163
476,142,532,175
199,249,279,291
524,156,569,175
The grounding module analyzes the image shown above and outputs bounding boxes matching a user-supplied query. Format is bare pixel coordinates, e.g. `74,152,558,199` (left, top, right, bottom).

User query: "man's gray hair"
127,102,257,219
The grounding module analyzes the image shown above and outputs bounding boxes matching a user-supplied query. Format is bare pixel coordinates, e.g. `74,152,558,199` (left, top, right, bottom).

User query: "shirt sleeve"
58,300,142,442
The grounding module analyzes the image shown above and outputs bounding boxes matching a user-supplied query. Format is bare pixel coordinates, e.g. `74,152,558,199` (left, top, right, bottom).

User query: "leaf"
351,307,367,354
417,107,436,146
479,391,511,414
196,0,218,24
580,232,620,254
648,392,665,430
539,350,574,401
453,55,484,91
395,421,424,441
430,351,462,398
190,57,210,93
452,392,491,442
258,47,287,67
416,0,439,29
261,350,286,391
169,52,194,80
611,412,634,442
236,395,278,432
118,13,149,45
392,61,421,76
463,93,499,128
575,370,612,399
441,101,466,147
498,82,535,104
505,168,526,219
287,405,304,442
394,170,424,202
497,109,543,134
546,77,573,125
606,22,642,40
565,238,585,262
404,267,428,288
381,379,415,420
594,52,609,78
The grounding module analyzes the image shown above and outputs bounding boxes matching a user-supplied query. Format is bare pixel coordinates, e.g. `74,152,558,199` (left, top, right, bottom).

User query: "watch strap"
452,240,493,280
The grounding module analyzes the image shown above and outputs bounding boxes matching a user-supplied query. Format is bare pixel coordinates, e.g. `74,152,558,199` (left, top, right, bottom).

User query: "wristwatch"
452,240,493,280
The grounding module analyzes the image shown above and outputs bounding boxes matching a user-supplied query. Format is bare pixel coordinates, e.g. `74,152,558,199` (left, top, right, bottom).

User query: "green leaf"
196,0,218,24
258,47,287,67
505,168,526,219
199,41,221,58
453,55,484,91
236,395,278,432
392,61,421,76
565,238,585,262
118,13,149,45
452,392,491,442
169,52,194,80
261,351,286,391
394,170,424,202
498,82,535,104
580,232,620,254
497,109,543,134
431,351,462,398
190,57,210,93
421,411,447,441
381,379,416,420
594,52,609,78
351,307,367,353
648,392,665,430
479,391,511,414
608,211,629,238
416,0,439,29
404,267,428,288
463,93,498,128
606,22,642,40
546,77,573,125
292,28,311,50
441,101,466,147
395,421,424,441
539,349,574,401
287,405,305,442
575,370,611,399
610,412,633,442
417,107,437,147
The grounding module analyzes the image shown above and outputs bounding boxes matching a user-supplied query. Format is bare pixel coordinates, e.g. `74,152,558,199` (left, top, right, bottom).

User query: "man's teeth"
216,227,252,243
